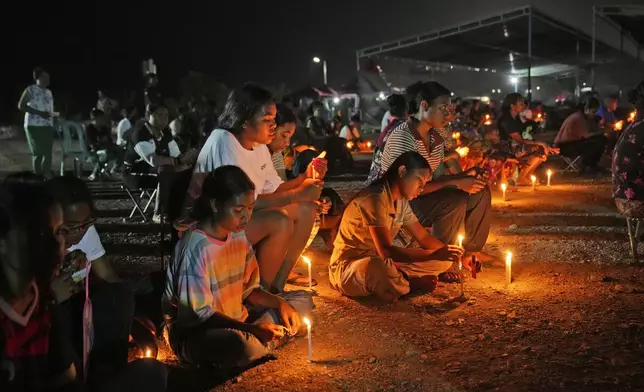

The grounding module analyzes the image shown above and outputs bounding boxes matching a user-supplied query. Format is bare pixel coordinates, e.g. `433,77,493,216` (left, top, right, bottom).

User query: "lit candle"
614,120,624,131
547,169,552,187
303,317,312,362
531,175,537,191
505,251,512,286
456,146,469,158
301,256,312,291
145,348,152,358
366,141,372,149
457,234,464,296
501,183,507,201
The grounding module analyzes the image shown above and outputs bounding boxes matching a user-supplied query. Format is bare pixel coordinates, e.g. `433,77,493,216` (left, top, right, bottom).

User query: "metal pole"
323,60,328,86
591,6,597,88
575,40,581,98
356,52,361,71
527,9,532,104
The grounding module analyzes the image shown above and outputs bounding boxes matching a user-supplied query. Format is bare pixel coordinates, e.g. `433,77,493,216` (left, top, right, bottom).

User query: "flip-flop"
438,272,461,283
286,273,318,287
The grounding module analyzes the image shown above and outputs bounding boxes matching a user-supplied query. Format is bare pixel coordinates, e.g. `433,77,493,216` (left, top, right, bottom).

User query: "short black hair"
387,94,408,118
192,166,255,221
46,175,95,213
350,114,361,123
33,67,45,80
146,101,168,115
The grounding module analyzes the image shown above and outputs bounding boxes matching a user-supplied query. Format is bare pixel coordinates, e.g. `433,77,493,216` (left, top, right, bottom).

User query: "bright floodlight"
313,57,321,63
378,92,386,100
510,77,518,84
333,97,340,104
536,86,541,90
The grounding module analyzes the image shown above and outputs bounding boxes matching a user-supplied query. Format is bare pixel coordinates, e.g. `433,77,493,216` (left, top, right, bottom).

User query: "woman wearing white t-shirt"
17,68,56,176
185,83,328,293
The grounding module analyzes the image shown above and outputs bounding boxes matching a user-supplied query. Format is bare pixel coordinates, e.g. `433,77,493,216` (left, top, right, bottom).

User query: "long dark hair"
275,103,296,127
0,174,61,301
373,151,431,186
217,83,274,135
192,166,256,221
501,93,523,115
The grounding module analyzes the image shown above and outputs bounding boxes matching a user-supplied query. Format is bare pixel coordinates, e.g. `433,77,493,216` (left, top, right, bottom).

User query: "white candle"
547,170,552,187
457,234,464,296
301,256,312,291
303,317,312,362
501,183,507,201
506,251,512,286
531,175,537,191
458,234,464,249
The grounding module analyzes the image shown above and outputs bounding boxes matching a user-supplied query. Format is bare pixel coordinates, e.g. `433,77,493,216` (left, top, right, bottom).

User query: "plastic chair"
58,121,94,176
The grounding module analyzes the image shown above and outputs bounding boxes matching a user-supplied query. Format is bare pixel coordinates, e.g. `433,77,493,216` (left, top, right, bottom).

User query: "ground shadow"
166,356,274,391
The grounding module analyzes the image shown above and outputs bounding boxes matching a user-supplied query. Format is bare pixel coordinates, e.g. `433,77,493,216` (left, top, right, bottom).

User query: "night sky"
1,0,641,122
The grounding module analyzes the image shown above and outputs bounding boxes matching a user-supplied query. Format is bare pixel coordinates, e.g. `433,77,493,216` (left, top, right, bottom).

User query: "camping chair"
120,173,158,222
58,120,95,176
559,155,581,173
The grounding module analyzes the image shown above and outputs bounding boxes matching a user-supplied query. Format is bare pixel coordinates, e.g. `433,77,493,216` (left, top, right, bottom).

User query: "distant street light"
510,77,519,93
313,56,328,85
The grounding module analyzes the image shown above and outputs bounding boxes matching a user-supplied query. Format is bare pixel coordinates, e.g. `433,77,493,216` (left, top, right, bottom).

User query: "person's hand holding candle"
253,322,286,343
316,196,332,215
277,299,301,335
306,151,328,179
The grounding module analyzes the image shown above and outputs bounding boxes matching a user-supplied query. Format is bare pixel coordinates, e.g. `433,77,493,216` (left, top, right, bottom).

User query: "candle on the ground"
145,348,153,358
547,170,552,187
457,234,464,296
531,175,537,190
301,256,312,291
303,317,312,362
501,183,507,201
506,251,512,286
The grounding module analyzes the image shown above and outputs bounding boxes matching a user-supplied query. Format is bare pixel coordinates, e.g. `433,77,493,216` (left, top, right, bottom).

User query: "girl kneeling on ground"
329,151,466,303
163,165,313,367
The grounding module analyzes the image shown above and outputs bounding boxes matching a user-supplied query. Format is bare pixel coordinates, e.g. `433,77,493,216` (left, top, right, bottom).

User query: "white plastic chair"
58,121,93,176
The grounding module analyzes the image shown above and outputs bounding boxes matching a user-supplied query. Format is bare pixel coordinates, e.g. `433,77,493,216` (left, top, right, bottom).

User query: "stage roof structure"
356,5,642,99
594,5,644,56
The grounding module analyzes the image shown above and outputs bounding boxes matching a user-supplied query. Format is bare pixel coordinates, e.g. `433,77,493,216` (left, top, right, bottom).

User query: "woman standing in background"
17,67,56,177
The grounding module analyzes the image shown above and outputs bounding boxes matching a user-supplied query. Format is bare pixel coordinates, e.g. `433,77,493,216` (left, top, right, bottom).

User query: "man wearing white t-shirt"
184,84,328,293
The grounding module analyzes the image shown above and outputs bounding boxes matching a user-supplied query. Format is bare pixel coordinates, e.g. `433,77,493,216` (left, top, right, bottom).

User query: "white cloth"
169,118,181,137
340,125,360,140
188,128,283,200
134,139,181,166
116,118,131,146
67,225,106,262
380,111,391,132
24,85,54,128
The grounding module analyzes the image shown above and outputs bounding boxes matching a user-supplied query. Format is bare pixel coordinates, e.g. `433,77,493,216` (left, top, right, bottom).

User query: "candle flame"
547,169,552,176
303,317,311,327
485,114,490,120
452,132,461,140
145,348,152,358
530,175,536,183
537,113,542,119
614,120,624,131
301,255,311,265
366,141,372,148
458,234,464,247
456,146,469,157
501,183,507,192
506,251,512,264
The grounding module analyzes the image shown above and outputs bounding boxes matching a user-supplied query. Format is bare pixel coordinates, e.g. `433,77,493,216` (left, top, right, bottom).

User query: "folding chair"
558,155,581,173
120,173,159,222
58,120,95,176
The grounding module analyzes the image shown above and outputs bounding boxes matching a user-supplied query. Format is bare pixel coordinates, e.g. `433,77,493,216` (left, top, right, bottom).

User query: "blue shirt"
596,106,616,124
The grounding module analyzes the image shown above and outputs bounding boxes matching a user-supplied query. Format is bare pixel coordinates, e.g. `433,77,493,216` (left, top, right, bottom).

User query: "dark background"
1,0,640,122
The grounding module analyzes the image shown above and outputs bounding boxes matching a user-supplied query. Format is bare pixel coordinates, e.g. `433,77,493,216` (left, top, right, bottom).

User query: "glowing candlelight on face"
531,175,537,190
301,256,312,291
303,317,312,362
506,251,512,286
547,169,552,187
501,183,507,201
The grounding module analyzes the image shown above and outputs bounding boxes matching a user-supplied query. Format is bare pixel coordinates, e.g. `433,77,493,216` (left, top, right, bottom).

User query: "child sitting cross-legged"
163,165,313,367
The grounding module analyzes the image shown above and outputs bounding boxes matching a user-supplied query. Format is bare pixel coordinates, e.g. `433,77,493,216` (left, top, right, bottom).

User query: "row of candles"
501,169,553,201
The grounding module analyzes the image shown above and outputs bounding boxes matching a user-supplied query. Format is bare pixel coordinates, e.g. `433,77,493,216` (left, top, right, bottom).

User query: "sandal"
286,272,318,287
438,272,461,283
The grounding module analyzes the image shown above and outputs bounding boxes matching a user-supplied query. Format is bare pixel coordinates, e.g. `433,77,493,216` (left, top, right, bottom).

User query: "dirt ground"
90,172,644,392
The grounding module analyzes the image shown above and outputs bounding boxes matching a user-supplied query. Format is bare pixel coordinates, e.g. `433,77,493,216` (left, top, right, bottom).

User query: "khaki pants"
329,257,453,301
